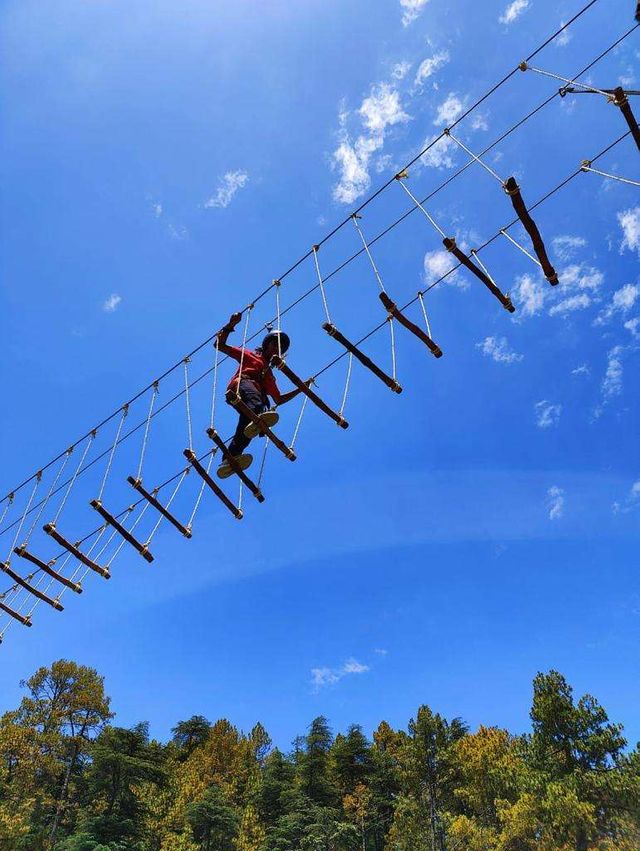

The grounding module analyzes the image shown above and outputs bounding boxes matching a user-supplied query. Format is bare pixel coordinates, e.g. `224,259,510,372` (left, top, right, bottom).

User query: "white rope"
257,440,270,488
581,164,640,187
106,503,151,568
352,216,386,292
6,476,41,562
274,280,283,358
209,343,220,430
53,433,95,525
499,229,542,268
470,249,500,286
0,495,15,534
388,317,397,382
238,480,244,513
97,406,128,501
339,353,354,418
137,383,159,481
417,293,433,340
145,471,188,545
524,64,613,99
23,453,71,545
312,246,333,324
235,306,253,398
184,359,194,450
187,451,216,531
445,131,505,185
289,395,309,450
396,178,447,238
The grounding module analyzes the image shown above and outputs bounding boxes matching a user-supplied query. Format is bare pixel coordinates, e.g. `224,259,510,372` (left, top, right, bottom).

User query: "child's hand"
228,312,242,327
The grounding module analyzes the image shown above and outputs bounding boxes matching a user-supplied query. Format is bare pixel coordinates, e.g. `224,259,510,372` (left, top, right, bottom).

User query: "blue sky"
1,0,639,749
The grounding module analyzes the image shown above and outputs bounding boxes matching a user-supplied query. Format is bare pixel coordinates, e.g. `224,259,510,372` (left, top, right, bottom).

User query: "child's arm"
215,312,243,357
267,376,313,406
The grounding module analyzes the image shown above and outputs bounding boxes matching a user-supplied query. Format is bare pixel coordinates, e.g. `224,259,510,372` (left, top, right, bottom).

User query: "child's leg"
227,382,266,456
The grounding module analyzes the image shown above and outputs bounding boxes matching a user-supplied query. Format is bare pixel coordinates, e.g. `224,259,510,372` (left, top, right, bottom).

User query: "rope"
339,353,354,418
97,406,128,502
470,250,500,288
312,246,333,324
209,342,220,430
235,307,253,397
289,395,309,451
274,280,283,358
0,495,14,535
137,383,159,481
417,293,433,340
351,216,386,292
0,4,623,512
499,229,542,267
106,503,151,568
523,64,614,99
445,131,505,185
581,163,640,186
184,359,194,450
395,178,447,238
389,317,397,382
145,471,188,545
6,475,41,563
187,451,216,531
257,440,270,488
53,433,95,525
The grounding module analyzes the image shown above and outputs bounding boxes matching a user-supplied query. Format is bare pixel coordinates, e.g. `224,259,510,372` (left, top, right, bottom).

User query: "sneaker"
243,410,279,439
217,453,253,480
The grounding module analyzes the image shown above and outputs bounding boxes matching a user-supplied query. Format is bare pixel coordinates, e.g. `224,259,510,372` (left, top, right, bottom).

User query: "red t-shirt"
225,346,281,403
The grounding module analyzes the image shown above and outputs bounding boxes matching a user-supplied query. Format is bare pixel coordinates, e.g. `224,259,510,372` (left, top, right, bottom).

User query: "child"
215,312,303,477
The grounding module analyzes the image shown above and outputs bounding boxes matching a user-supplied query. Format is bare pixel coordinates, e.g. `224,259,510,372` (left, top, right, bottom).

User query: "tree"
330,726,371,798
186,784,238,850
298,718,335,807
171,717,211,758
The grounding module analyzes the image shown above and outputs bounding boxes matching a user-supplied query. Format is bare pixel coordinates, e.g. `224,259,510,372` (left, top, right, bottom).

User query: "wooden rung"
228,395,297,460
443,237,516,310
379,293,443,358
272,357,349,429
183,450,243,519
322,323,403,393
0,599,31,627
613,86,640,151
90,500,154,563
205,431,265,503
43,523,111,579
503,178,558,285
127,477,192,537
14,546,82,594
0,562,63,611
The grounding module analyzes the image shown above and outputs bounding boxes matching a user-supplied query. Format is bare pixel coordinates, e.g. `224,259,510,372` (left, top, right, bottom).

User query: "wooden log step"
205,431,265,502
379,293,443,358
0,562,63,610
89,500,154,563
14,546,82,593
228,394,297,460
271,357,349,429
43,523,111,579
503,178,558,285
443,237,516,310
0,599,31,627
322,323,402,393
127,477,192,537
183,449,243,520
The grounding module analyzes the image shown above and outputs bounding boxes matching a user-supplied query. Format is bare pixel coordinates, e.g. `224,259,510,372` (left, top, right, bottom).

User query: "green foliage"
1,660,639,851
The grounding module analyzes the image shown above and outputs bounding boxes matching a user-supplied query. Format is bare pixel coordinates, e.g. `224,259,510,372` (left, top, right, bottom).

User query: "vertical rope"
0,494,15,534
339,353,354,418
470,249,499,287
209,344,220,430
106,503,150,568
417,292,433,339
388,317,398,382
352,215,386,292
499,229,542,268
257,441,270,488
97,406,129,501
396,178,447,238
53,433,96,525
137,383,159,481
145,471,188,545
274,280,283,359
235,306,253,397
445,131,505,184
184,359,194,450
24,453,72,543
289,395,309,451
6,476,41,562
187,451,216,531
312,246,333,324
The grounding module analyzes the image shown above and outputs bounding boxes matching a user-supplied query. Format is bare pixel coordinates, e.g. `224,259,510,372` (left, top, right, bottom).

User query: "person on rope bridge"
215,312,304,478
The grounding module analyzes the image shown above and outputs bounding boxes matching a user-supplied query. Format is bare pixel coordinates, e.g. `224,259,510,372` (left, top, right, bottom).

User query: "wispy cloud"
499,0,530,25
476,335,523,364
552,235,586,262
102,294,122,313
555,22,572,47
434,93,465,127
571,364,590,377
204,170,249,209
612,479,640,515
514,273,546,317
400,0,430,27
413,51,450,91
392,61,412,80
619,207,640,255
549,293,592,316
311,658,370,691
547,486,565,521
333,84,409,204
424,248,462,287
374,648,388,657
595,283,640,325
420,133,457,169
624,317,640,339
535,400,562,429
602,346,624,399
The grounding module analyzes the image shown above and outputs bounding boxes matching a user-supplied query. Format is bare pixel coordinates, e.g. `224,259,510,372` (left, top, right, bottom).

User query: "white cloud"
311,658,370,691
571,364,590,377
535,400,562,429
471,113,489,132
167,223,188,241
612,479,640,514
555,23,572,47
476,335,523,364
374,648,388,656
420,133,457,169
424,248,463,286
552,235,586,262
499,0,530,25
619,207,640,255
333,84,409,204
602,346,624,398
514,273,546,317
102,294,122,313
413,51,450,90
400,0,430,26
392,61,412,80
561,264,604,292
624,317,640,339
595,283,640,325
434,93,465,127
547,486,565,521
204,170,249,209
549,293,592,316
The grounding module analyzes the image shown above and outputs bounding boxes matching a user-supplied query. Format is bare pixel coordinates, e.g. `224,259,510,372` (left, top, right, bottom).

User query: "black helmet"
262,331,290,355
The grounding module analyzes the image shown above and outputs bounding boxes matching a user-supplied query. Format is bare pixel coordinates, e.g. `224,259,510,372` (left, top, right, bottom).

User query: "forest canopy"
0,660,638,850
